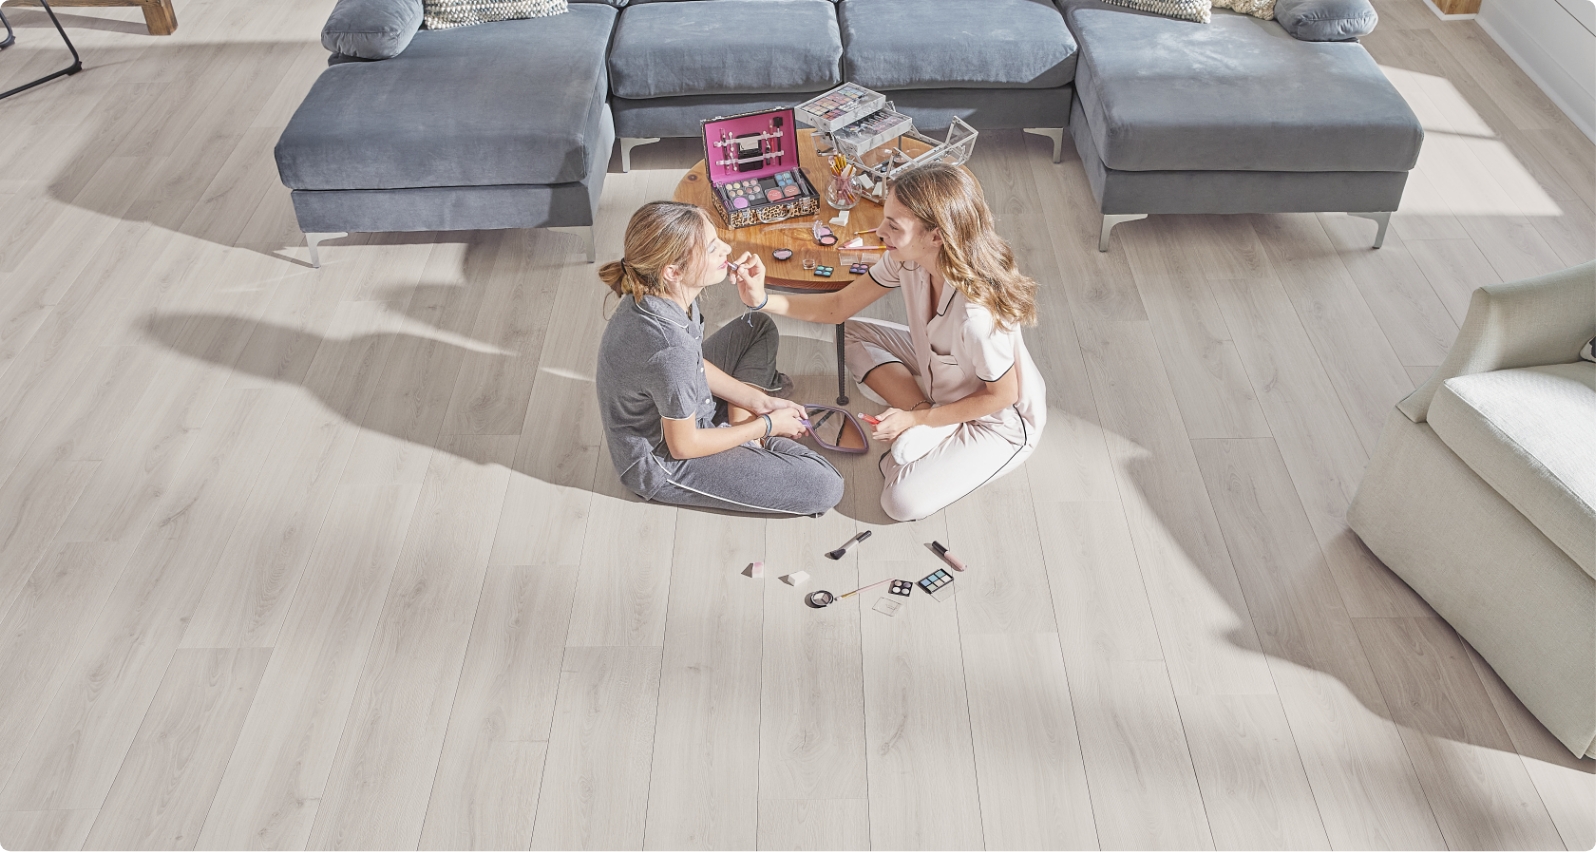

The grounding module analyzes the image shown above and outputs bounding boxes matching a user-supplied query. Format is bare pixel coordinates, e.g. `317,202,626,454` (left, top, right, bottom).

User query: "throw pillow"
1580,336,1595,363
1213,0,1275,18
422,0,566,30
1102,0,1212,24
1274,0,1378,41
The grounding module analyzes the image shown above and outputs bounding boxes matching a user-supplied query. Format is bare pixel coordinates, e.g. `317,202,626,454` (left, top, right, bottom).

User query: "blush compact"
701,108,819,229
772,248,793,261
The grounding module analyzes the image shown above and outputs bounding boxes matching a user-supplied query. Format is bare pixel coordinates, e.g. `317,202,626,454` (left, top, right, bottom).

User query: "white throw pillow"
1102,0,1212,24
422,0,566,30
1212,0,1276,18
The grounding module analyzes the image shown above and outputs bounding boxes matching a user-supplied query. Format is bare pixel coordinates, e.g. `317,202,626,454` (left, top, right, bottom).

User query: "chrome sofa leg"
1098,214,1146,252
305,232,346,268
1023,127,1065,163
550,226,595,263
619,137,661,173
1350,211,1392,248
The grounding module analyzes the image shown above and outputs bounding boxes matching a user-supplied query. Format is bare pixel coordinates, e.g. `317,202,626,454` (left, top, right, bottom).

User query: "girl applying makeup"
734,164,1046,521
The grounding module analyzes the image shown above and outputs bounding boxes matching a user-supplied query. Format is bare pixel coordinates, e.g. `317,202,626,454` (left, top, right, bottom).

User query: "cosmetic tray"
832,105,915,159
795,83,887,133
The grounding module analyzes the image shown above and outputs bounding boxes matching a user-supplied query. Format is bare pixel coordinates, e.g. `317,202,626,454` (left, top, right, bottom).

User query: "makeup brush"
825,530,871,560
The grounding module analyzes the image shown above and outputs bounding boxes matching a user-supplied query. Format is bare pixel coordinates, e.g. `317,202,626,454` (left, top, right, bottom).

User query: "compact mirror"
805,590,836,608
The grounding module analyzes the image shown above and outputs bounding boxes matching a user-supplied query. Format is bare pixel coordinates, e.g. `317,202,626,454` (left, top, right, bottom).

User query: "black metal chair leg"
0,0,84,101
835,322,849,405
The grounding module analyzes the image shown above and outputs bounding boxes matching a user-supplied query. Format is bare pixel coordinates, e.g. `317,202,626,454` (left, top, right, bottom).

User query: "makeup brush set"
799,534,971,615
701,107,819,229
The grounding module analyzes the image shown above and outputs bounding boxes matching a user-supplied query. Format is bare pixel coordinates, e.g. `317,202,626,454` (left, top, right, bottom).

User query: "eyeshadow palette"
814,265,834,277
918,568,956,602
701,107,819,229
849,262,870,275
888,579,913,597
796,83,887,133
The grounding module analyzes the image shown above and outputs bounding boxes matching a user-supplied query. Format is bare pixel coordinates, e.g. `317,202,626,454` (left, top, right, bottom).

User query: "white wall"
1477,0,1596,141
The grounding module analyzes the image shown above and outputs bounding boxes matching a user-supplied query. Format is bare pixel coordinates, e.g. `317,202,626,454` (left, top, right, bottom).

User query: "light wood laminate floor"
0,0,1591,848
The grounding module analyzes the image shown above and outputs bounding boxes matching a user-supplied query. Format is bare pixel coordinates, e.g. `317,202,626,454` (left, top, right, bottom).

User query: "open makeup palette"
701,107,820,229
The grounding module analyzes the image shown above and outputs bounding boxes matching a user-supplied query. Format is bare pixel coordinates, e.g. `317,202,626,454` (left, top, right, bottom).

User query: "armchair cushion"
1430,363,1596,579
322,0,423,59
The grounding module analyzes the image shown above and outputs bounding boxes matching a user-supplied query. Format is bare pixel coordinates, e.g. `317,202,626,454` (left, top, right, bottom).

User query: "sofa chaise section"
275,0,618,265
1059,0,1424,250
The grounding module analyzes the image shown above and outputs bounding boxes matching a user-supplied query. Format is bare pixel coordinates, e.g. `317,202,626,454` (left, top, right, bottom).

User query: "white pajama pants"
844,318,1041,522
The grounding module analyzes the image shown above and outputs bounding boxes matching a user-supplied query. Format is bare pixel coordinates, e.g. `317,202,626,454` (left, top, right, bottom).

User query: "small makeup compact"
918,568,956,602
812,221,838,246
772,248,793,261
702,108,819,229
849,262,870,275
814,265,834,277
888,579,913,597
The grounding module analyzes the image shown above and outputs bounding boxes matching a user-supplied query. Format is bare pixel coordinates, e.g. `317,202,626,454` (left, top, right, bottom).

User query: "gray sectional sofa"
274,0,1420,266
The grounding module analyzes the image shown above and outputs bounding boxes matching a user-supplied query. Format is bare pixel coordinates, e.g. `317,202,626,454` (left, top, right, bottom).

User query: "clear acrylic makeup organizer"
828,105,979,205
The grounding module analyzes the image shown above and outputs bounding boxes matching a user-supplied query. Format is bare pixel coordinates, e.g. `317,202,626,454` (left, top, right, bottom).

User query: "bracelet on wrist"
761,413,772,437
911,400,933,411
751,292,769,311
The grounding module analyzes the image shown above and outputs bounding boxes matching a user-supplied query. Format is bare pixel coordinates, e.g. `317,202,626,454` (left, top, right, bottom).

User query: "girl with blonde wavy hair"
736,164,1047,521
595,200,843,516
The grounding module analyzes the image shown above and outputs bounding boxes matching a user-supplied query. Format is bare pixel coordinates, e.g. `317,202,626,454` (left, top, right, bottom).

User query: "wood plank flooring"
0,0,1591,848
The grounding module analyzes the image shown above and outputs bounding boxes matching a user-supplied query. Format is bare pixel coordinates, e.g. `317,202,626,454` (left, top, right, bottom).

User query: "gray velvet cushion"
278,4,616,190
608,0,841,98
841,0,1077,90
321,0,423,59
1066,1,1421,172
1274,0,1377,41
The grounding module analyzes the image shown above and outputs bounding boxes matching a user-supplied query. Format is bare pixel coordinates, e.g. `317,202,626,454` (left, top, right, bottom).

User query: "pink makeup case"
701,107,819,229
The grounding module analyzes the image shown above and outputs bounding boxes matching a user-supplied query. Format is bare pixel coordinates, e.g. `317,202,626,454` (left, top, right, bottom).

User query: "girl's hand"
764,406,807,439
734,251,767,308
750,394,804,417
870,407,924,443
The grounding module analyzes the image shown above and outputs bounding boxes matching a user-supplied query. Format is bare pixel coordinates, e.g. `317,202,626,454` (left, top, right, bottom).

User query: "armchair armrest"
1400,260,1596,422
322,0,423,60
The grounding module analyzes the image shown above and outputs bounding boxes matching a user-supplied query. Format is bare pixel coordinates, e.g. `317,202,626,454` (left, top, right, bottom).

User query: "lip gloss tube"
930,541,967,572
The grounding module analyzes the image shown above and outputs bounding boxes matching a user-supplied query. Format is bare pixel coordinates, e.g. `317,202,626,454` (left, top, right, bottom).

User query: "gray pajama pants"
646,313,845,516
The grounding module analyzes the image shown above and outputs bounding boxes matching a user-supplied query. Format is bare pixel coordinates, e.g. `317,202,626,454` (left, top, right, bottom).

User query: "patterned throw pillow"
1212,0,1275,18
422,0,566,30
1102,0,1212,23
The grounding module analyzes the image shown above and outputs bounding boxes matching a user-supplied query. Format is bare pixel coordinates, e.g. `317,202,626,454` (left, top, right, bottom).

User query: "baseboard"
1475,11,1596,143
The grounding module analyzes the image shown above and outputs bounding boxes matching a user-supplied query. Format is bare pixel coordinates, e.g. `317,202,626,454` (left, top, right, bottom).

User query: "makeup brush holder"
701,107,820,229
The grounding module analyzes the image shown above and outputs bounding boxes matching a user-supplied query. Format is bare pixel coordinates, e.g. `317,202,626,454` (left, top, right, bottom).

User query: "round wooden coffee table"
673,128,938,403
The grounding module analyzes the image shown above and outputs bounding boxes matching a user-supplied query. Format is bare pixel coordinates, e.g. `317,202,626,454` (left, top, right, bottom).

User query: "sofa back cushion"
609,0,842,98
1430,363,1596,578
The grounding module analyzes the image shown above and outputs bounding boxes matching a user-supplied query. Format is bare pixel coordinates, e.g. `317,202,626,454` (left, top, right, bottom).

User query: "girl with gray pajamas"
595,201,844,516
